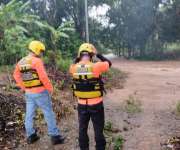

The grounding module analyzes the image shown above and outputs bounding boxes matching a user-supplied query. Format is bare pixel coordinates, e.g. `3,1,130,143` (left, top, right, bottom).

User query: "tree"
25,0,115,40
158,0,180,43
107,0,160,57
0,0,74,65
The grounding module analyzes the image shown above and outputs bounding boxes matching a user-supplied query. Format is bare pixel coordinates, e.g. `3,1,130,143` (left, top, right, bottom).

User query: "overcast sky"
89,4,110,26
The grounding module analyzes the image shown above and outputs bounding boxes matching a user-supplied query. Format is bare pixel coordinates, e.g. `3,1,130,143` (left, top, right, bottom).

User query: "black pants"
78,102,106,150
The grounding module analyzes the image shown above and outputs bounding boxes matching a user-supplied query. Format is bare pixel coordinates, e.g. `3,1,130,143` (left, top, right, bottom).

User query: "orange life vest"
19,56,43,88
72,62,105,99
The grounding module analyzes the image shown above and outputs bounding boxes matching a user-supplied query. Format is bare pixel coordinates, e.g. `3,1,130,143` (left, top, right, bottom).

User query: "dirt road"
17,59,180,150
105,59,180,150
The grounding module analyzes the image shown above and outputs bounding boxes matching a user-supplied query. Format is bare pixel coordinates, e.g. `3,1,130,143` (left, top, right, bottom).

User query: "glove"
96,53,112,67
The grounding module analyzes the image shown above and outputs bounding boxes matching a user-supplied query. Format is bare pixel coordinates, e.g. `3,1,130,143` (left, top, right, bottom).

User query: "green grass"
102,67,128,89
43,50,72,73
104,121,124,150
176,101,180,115
104,121,113,131
56,57,72,72
123,95,142,114
113,135,124,150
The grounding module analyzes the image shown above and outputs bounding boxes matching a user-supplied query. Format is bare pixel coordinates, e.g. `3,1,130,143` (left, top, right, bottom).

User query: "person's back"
70,59,110,105
13,41,65,145
14,54,53,93
69,43,112,150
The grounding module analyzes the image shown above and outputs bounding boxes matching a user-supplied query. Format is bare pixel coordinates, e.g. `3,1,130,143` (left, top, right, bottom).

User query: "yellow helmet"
28,41,45,56
78,43,96,57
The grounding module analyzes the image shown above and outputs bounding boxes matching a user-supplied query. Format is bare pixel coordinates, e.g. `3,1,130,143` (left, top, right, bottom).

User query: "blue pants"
25,90,60,137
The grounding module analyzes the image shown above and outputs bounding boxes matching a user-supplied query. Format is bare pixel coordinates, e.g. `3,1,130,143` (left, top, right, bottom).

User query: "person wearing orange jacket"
13,41,65,145
69,43,112,150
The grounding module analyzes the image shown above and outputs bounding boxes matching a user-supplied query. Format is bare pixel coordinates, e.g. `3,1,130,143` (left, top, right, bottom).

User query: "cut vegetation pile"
0,63,127,149
0,66,74,149
0,92,25,149
46,65,71,90
162,136,180,150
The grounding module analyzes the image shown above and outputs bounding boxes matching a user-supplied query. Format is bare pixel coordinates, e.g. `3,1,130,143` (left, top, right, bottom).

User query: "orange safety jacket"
69,60,109,105
13,55,53,93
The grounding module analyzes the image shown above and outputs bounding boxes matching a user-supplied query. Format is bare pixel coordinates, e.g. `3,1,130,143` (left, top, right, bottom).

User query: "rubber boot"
51,135,65,145
27,131,40,144
0,117,6,132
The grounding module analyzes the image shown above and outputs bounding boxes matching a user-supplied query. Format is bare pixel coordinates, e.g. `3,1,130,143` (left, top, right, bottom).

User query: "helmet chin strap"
29,51,42,58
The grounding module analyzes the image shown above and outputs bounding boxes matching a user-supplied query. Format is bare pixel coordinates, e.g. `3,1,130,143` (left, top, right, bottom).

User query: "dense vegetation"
0,0,179,66
106,0,180,59
0,1,179,149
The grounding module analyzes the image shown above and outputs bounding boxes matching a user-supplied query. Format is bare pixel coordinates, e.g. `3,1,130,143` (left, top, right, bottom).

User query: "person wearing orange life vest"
13,41,65,145
69,43,112,150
